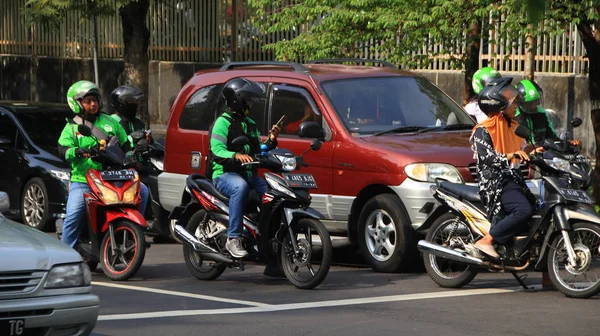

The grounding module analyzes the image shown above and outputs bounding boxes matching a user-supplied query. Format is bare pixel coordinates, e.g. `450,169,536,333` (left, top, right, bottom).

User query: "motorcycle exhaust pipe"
417,240,485,267
174,224,232,264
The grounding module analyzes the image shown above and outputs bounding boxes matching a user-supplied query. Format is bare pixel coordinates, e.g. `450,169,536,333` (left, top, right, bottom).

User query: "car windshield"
321,76,474,136
15,109,74,151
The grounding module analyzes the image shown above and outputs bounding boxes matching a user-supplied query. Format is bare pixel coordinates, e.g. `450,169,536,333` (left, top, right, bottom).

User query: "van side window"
270,85,326,138
179,85,221,131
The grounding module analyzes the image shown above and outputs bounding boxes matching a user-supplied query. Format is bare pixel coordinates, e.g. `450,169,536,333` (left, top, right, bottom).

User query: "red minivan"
158,60,484,273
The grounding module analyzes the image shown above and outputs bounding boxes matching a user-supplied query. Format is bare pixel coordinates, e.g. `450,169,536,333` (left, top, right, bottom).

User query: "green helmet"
66,80,103,114
472,67,502,94
516,79,542,114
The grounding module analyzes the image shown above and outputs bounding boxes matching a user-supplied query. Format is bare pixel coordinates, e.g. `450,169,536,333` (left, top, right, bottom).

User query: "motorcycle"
56,124,148,281
417,125,600,298
170,121,332,289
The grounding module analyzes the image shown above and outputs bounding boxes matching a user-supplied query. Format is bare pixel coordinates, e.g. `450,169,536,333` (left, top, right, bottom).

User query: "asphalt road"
90,241,600,336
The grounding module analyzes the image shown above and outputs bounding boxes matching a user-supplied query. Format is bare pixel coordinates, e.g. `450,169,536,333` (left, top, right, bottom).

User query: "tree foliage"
23,0,121,28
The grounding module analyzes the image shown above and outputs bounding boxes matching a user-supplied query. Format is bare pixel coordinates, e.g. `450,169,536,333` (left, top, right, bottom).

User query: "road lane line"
92,281,270,307
98,286,531,321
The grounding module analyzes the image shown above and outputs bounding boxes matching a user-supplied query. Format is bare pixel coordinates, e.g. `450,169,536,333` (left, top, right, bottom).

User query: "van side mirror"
298,121,324,139
571,117,582,128
310,139,322,151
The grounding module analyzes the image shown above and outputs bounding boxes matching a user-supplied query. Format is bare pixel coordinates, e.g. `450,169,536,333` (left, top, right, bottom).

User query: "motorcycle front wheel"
280,218,332,289
547,222,600,298
423,213,479,288
182,210,227,280
100,220,146,281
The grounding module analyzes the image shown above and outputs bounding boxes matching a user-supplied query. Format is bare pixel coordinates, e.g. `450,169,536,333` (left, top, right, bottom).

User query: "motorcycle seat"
186,174,262,207
438,181,481,203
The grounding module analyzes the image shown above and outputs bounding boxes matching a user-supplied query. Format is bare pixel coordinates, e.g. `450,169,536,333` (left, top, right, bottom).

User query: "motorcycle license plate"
100,169,135,181
282,173,318,189
560,188,592,204
1,319,25,336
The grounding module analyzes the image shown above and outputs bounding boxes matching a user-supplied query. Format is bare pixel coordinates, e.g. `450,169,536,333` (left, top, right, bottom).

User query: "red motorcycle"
56,124,148,281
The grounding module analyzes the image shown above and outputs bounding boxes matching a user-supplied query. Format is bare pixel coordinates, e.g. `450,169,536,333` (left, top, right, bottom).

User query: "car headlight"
275,155,297,172
44,263,91,289
404,163,464,183
90,174,120,204
545,157,571,173
50,170,71,182
264,174,296,198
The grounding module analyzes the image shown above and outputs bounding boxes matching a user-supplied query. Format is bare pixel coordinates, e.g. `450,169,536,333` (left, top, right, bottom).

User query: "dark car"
0,102,73,231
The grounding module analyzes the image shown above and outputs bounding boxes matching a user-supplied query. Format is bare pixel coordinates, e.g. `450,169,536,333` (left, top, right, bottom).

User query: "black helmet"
110,85,144,121
222,78,265,115
477,77,520,115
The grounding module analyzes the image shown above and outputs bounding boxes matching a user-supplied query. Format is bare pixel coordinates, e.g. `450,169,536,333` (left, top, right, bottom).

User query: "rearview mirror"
571,117,582,128
298,121,324,139
0,136,12,148
231,136,250,147
515,125,531,141
77,124,92,137
0,192,9,213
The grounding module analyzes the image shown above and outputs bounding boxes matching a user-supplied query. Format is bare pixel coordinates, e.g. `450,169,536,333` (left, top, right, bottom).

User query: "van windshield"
321,76,474,136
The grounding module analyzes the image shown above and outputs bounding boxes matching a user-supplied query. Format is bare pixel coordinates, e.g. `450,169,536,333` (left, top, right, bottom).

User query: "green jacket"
208,112,276,180
58,113,129,183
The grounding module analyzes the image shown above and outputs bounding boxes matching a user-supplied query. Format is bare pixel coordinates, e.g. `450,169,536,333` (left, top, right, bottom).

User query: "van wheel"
357,194,416,273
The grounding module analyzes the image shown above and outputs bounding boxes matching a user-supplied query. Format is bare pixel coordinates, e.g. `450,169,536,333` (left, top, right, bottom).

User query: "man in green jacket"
58,80,149,248
207,78,280,261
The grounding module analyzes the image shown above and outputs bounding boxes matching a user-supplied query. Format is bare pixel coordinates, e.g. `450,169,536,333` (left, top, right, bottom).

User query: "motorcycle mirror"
310,139,322,151
77,124,93,137
514,125,531,142
298,121,324,140
230,136,250,146
571,117,583,128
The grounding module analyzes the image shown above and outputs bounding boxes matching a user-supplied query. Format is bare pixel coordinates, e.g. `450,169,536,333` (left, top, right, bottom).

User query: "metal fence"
0,0,590,74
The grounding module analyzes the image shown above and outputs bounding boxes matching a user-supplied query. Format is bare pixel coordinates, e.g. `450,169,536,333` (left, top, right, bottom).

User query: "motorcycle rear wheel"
423,213,478,288
182,210,227,280
280,218,332,289
547,222,600,298
100,220,146,281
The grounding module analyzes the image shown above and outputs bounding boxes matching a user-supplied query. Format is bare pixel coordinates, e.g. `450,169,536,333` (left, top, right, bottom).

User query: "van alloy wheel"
364,209,396,262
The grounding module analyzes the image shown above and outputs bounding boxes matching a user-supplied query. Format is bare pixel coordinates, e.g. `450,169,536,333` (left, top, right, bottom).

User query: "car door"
0,111,26,212
267,80,335,220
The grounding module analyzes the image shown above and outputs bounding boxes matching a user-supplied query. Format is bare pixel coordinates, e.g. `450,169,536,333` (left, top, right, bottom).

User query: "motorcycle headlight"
264,174,296,198
404,163,464,183
122,182,139,204
275,155,297,172
544,157,571,173
44,263,91,289
90,174,120,204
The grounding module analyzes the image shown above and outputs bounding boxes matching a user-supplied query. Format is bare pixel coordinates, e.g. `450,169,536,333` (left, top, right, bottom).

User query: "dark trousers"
490,180,534,245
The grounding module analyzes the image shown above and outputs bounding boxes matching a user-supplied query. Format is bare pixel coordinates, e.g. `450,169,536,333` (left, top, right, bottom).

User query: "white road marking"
92,281,270,307
98,286,534,321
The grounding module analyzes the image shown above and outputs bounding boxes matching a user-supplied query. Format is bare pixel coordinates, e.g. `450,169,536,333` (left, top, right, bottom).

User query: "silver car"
0,192,99,336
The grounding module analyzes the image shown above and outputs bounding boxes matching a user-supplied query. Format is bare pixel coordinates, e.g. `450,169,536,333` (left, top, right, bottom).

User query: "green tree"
23,0,151,126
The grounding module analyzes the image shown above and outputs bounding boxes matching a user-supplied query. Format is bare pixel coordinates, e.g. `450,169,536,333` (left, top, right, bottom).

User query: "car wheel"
21,178,52,231
357,194,417,273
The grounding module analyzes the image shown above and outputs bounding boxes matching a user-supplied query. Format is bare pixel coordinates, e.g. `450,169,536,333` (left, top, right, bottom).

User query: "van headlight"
404,163,464,183
275,155,297,172
44,263,91,288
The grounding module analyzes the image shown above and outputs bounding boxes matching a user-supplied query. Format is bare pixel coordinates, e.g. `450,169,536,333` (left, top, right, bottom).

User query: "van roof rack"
307,58,397,68
219,61,310,74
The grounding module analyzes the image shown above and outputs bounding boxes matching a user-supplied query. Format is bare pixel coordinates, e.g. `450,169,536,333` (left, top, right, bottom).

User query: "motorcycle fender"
283,207,321,226
561,203,600,226
415,204,451,234
173,201,203,227
102,208,148,232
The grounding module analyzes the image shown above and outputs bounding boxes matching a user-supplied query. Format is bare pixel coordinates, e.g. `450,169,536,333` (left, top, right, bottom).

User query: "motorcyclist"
58,80,149,249
110,85,148,147
469,77,537,259
206,78,281,275
464,67,502,123
514,79,581,148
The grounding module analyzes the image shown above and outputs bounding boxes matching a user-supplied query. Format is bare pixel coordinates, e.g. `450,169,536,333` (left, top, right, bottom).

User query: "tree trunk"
119,0,150,127
577,20,600,205
464,21,481,106
524,24,536,81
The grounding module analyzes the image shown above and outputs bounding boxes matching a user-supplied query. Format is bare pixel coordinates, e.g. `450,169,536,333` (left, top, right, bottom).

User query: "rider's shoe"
226,237,248,258
473,241,500,260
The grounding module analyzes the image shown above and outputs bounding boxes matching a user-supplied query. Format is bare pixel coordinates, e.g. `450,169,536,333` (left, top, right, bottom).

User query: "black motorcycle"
417,125,600,298
170,121,332,289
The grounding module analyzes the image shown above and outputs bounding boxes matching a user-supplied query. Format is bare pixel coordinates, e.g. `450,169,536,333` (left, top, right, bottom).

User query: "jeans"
62,181,149,248
214,173,267,238
489,180,534,245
